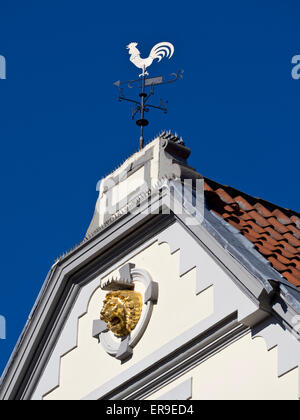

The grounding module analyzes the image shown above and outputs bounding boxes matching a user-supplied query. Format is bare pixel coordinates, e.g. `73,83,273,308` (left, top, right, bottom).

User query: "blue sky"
0,1,300,375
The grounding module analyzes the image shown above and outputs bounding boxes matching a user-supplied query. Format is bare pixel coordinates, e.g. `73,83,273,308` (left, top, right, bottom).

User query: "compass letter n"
0,55,6,79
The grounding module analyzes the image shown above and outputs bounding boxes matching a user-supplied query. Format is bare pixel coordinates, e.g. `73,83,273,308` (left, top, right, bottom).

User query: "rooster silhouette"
126,42,174,76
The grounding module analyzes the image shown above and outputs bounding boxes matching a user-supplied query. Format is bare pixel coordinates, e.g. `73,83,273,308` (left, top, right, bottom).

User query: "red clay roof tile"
289,268,300,281
278,241,299,255
268,256,289,273
272,209,291,225
268,217,290,234
281,272,300,287
288,225,300,240
234,196,253,211
275,247,299,260
264,227,284,241
276,253,296,266
283,233,300,247
254,203,273,218
240,212,255,222
291,215,300,229
215,188,235,204
247,210,271,228
204,177,300,290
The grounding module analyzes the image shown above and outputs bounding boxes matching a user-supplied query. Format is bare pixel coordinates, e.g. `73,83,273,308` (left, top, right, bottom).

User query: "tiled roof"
204,178,300,289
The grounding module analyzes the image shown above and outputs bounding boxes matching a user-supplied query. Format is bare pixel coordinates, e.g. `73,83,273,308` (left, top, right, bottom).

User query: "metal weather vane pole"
114,42,183,151
137,67,147,150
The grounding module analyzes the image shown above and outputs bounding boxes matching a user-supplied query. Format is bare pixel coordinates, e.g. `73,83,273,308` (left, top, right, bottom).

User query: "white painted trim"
156,378,192,400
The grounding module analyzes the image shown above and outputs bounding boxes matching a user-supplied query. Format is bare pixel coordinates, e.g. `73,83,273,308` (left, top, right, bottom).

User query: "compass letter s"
0,55,6,79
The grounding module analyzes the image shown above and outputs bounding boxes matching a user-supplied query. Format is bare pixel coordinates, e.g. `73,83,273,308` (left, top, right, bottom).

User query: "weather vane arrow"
114,41,183,150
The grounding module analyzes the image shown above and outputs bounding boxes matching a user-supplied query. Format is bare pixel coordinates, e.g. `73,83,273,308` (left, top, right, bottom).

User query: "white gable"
30,221,292,400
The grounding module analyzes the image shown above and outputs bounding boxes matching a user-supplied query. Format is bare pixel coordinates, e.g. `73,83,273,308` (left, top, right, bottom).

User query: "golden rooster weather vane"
114,41,183,150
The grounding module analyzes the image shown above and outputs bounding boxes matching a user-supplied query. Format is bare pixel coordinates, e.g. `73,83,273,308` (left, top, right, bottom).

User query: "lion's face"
100,290,142,337
100,296,127,336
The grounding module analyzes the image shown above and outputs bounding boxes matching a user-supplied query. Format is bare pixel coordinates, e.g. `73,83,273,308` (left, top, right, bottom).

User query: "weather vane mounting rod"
114,42,183,150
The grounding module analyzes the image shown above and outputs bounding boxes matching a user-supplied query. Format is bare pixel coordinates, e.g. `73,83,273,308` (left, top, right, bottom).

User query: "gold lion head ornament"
100,290,142,337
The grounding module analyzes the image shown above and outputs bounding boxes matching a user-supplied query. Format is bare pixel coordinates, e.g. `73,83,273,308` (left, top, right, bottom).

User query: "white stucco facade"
29,221,300,400
147,333,299,400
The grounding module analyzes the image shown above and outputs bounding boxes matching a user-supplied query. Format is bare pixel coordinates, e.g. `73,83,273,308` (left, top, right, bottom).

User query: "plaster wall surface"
147,332,299,400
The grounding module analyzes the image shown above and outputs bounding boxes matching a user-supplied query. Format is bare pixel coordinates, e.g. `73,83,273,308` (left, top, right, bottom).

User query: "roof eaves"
170,179,300,313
